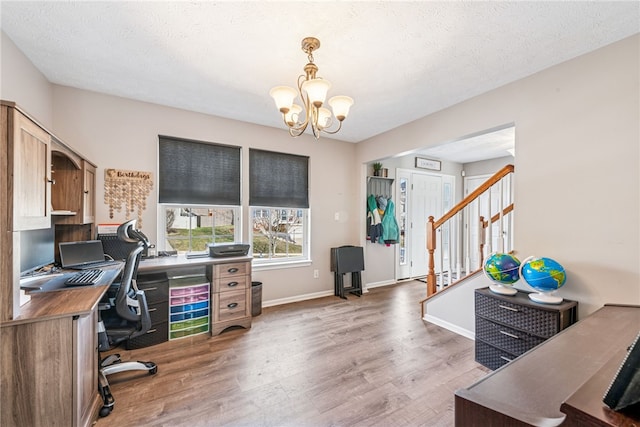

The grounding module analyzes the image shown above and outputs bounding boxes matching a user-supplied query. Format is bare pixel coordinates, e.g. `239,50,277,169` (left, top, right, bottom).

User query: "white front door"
410,173,442,278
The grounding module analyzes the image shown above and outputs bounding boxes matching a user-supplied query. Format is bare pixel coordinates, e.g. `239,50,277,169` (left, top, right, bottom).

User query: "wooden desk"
1,264,123,427
138,255,253,339
455,304,640,426
561,347,640,426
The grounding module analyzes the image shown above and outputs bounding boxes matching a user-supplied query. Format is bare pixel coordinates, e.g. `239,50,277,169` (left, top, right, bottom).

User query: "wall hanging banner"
104,169,153,227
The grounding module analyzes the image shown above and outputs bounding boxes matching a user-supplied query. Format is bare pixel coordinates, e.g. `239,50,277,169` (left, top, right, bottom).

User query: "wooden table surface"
455,304,640,426
4,264,123,326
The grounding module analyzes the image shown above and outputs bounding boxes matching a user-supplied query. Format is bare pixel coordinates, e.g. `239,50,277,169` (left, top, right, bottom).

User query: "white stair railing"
424,165,515,297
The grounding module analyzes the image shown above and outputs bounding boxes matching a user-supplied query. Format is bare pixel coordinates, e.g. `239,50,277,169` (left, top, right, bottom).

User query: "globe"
520,256,566,304
483,253,521,295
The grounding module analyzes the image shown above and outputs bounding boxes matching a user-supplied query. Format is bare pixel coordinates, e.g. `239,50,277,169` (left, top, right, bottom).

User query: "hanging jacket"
367,194,383,243
381,198,400,244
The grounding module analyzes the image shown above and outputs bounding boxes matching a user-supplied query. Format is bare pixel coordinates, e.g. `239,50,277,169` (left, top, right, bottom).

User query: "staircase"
419,164,515,317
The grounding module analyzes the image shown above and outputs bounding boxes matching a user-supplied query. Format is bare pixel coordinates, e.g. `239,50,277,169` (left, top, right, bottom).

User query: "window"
249,149,309,264
251,207,308,261
158,136,241,253
161,206,240,253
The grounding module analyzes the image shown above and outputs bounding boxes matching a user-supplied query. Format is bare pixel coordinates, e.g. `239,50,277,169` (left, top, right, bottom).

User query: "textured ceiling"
1,1,638,148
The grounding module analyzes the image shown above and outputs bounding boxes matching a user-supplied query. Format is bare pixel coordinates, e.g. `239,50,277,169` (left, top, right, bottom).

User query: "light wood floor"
94,280,489,427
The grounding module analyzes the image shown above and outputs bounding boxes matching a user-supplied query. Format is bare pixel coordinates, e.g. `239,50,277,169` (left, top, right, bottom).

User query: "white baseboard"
262,290,334,308
423,314,475,341
262,284,377,308
365,280,396,289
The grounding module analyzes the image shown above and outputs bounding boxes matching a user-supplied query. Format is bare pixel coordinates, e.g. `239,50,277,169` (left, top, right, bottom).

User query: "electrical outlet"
313,269,319,279
334,212,340,221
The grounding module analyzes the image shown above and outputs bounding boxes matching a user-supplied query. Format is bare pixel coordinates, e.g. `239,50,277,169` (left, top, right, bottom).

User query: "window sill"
252,259,312,272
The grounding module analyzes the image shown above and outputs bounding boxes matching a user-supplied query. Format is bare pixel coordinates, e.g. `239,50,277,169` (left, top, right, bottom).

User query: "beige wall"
1,31,53,127
356,34,640,317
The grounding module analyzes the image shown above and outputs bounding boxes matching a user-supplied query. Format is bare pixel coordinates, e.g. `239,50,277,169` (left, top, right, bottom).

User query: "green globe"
483,253,521,285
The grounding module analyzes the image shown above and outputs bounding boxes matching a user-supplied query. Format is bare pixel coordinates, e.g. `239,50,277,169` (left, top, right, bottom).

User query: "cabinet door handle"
47,179,56,184
500,356,513,363
227,302,238,309
499,330,520,339
227,281,239,287
227,267,239,273
498,305,519,312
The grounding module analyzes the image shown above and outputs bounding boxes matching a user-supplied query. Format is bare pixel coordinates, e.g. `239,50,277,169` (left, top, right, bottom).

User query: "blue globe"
521,257,566,292
483,253,521,285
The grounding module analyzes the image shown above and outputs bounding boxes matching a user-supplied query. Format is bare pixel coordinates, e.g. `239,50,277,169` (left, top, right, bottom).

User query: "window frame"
250,206,310,267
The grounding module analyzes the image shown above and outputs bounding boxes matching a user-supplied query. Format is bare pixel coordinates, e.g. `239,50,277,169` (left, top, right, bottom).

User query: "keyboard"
65,269,105,286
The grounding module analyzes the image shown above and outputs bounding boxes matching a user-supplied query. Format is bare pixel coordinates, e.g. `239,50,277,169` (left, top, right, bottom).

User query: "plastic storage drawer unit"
168,271,211,340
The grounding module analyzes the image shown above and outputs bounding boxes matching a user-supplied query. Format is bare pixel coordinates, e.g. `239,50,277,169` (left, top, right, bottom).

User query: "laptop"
59,240,119,270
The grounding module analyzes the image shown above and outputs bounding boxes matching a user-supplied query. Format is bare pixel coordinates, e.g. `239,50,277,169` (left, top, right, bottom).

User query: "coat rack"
367,176,394,198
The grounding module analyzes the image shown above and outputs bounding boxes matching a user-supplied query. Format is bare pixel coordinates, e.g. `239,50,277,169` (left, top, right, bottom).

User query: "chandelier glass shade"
270,37,353,139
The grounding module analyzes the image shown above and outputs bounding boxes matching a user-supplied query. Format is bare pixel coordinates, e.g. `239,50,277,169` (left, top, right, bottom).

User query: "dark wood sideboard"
455,304,640,426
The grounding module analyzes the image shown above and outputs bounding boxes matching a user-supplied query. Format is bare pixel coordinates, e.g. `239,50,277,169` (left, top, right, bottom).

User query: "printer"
207,243,250,258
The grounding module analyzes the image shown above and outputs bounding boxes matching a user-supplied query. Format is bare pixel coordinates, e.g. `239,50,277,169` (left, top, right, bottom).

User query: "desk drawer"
215,289,248,322
126,321,168,350
213,275,249,293
476,316,545,356
214,262,249,279
147,301,169,325
137,276,169,305
475,292,560,338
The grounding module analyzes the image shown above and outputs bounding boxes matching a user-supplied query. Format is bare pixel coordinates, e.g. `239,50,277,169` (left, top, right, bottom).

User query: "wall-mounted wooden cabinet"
8,107,52,231
1,100,97,321
51,138,97,225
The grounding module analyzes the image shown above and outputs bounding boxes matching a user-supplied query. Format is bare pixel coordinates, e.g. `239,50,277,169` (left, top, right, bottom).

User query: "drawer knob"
227,267,239,273
498,304,520,312
227,302,238,309
227,281,239,287
499,330,520,339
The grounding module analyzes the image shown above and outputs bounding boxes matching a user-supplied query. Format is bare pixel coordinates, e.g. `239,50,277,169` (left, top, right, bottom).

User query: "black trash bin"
251,281,262,316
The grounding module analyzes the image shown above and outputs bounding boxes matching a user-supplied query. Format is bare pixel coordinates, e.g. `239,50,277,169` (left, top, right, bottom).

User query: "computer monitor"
20,227,55,276
59,240,106,268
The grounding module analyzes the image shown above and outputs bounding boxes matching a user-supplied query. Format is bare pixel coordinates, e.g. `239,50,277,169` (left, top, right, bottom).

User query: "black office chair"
97,219,157,417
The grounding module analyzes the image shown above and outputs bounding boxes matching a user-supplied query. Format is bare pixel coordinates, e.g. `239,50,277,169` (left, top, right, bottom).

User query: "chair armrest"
128,290,152,340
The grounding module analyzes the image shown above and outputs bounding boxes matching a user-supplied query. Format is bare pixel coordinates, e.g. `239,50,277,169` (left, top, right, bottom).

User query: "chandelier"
270,37,354,139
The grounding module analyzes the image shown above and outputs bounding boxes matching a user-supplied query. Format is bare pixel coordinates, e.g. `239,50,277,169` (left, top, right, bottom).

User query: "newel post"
426,216,437,296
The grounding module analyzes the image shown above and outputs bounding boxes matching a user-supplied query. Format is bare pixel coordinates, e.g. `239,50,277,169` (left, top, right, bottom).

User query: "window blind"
249,149,309,208
158,135,241,205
